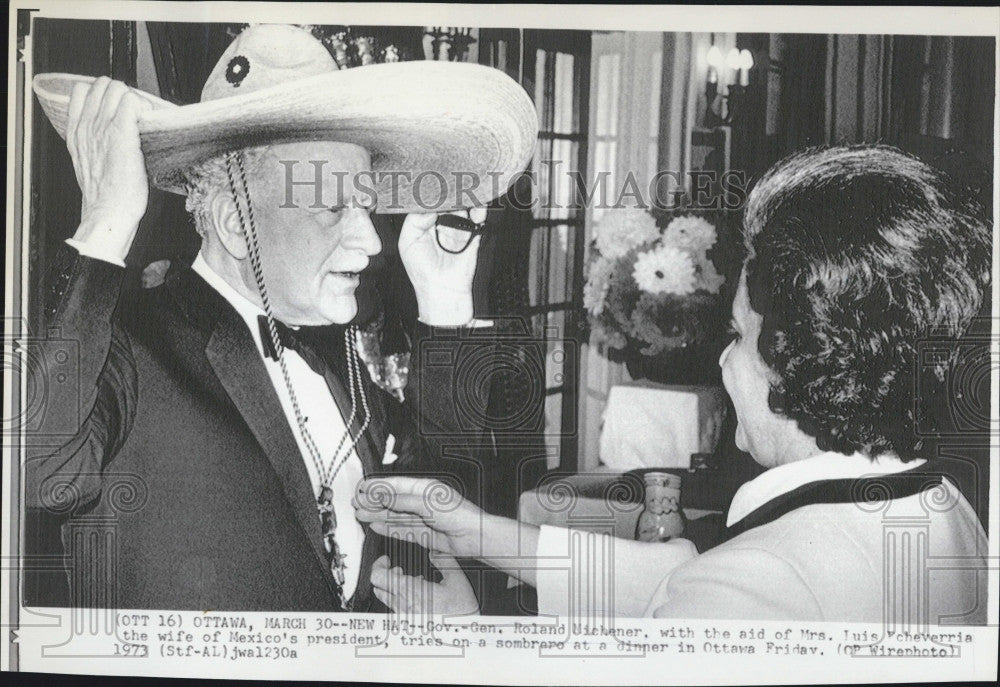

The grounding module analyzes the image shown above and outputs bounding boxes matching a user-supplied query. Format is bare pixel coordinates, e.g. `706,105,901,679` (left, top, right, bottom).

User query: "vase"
635,472,686,542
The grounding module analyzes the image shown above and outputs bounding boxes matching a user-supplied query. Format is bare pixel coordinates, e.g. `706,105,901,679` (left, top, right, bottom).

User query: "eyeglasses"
435,213,486,254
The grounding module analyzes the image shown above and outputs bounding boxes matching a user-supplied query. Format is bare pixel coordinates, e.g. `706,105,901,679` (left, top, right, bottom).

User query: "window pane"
648,48,663,132
545,393,563,468
528,225,576,307
592,140,617,222
528,227,549,307
554,139,578,221
648,48,663,181
595,52,621,136
553,52,576,135
534,48,550,131
532,138,554,218
548,224,574,305
544,309,569,390
530,310,569,392
648,140,661,183
534,140,580,221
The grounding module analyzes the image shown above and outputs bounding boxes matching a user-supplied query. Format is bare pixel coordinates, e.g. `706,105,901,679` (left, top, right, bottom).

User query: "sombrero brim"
33,61,537,214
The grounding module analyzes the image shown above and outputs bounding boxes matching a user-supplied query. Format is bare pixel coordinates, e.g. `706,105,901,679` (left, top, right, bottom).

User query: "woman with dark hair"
354,145,991,622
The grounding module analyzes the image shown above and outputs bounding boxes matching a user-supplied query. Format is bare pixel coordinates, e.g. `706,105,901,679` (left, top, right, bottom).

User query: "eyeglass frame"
434,213,486,254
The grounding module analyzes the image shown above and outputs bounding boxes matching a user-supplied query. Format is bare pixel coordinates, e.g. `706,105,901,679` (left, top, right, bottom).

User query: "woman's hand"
370,553,479,616
66,77,152,260
354,476,541,587
398,208,487,326
354,477,486,559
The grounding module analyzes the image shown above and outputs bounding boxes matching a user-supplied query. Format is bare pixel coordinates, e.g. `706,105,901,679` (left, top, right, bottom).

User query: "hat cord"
223,151,370,609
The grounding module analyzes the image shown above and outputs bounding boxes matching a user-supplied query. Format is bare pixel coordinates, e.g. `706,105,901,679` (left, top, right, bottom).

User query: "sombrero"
32,24,538,214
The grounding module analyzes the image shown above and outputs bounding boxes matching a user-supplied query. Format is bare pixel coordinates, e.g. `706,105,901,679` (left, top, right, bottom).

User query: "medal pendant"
317,485,349,609
318,486,337,530
329,539,347,587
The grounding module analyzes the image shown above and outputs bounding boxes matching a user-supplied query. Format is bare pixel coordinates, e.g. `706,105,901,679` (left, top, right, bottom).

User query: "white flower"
662,215,717,253
583,256,615,316
632,245,697,296
593,208,660,259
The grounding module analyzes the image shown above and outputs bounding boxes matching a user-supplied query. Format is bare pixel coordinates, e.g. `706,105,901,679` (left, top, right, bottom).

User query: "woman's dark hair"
743,145,991,459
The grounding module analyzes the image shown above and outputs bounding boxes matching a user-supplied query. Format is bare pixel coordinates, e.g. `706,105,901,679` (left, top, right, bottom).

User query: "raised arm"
380,208,500,475
24,77,151,512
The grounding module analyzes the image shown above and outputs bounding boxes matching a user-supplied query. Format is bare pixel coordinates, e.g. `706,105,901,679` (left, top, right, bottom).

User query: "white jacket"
535,453,988,623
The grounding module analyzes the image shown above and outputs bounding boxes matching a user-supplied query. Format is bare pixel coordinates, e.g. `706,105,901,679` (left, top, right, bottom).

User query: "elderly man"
26,24,536,612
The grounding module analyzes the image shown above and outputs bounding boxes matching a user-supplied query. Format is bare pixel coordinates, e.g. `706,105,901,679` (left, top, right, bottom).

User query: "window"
480,30,591,471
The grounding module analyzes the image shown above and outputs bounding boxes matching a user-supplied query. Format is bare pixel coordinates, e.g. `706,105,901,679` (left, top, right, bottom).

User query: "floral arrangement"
584,209,726,357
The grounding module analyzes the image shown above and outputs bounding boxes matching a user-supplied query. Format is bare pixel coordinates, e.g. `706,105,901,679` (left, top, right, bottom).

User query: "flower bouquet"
584,209,727,383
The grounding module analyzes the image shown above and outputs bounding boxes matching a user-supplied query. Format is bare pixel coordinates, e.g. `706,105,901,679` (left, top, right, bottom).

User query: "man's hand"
398,207,487,326
66,76,152,261
370,553,479,616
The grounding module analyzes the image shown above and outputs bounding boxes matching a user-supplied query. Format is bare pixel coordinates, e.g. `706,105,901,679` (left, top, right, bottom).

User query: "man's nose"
343,209,382,256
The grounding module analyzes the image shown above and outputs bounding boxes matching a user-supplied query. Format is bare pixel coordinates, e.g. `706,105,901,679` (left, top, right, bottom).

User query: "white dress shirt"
192,253,366,599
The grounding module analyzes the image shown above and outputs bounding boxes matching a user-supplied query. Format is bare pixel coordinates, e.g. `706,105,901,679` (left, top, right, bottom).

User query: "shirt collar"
192,252,268,356
726,451,926,526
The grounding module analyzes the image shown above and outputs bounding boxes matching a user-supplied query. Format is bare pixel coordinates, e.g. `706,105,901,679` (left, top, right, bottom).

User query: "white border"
4,2,999,683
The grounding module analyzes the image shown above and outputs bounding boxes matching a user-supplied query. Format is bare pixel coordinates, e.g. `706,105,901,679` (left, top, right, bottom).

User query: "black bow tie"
258,315,334,377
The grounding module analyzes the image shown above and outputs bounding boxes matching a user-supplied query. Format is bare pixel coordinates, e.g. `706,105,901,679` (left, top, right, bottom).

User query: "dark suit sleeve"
360,322,496,593
23,243,138,514
383,322,497,488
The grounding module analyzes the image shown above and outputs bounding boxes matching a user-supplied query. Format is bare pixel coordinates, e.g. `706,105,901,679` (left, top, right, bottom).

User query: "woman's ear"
209,191,249,260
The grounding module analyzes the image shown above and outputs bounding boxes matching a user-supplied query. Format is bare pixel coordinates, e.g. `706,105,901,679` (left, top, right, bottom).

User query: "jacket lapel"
311,336,386,608
201,297,340,596
309,330,383,476
171,266,385,608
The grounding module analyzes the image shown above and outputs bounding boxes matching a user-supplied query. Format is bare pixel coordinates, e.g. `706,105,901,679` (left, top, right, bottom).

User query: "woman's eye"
727,324,741,342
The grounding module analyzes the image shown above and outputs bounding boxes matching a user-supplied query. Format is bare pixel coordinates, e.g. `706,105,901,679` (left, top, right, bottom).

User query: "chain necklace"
224,151,370,610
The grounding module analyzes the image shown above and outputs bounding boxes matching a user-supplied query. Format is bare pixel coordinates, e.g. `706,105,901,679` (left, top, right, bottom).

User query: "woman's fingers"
355,477,458,516
355,492,435,521
469,207,487,224
357,475,443,499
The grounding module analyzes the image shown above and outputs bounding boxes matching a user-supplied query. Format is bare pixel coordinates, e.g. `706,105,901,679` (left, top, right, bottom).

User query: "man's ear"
209,191,249,260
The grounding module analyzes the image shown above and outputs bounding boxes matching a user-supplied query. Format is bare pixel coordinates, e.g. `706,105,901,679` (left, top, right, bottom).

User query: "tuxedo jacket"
25,244,495,612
